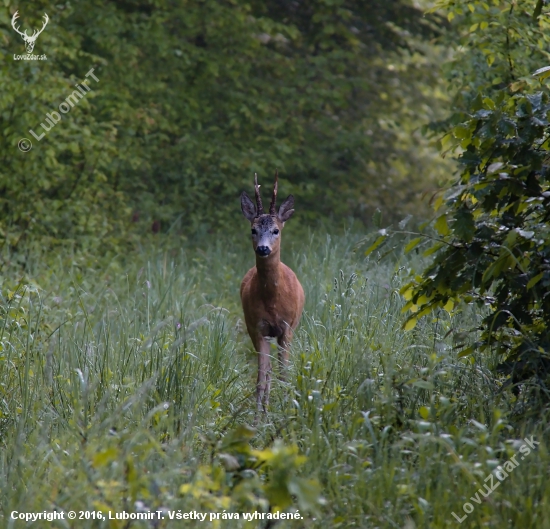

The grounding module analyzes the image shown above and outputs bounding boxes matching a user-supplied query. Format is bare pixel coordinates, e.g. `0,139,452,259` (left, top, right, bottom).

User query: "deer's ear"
241,192,257,221
278,195,295,223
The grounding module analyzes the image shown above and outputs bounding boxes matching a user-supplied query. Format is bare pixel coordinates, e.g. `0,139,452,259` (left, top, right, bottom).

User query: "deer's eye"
273,229,279,235
251,229,257,235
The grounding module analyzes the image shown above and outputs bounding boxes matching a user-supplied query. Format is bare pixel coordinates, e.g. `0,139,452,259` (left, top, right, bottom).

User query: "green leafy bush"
399,0,550,398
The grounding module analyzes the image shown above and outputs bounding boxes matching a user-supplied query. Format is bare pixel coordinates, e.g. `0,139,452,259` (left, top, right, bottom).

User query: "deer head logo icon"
11,11,49,54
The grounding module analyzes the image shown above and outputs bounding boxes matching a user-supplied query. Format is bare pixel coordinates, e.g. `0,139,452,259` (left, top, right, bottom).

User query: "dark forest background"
1,0,449,255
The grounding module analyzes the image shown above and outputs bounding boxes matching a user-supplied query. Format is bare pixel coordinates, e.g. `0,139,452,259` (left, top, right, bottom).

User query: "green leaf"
434,215,449,236
440,133,456,151
423,241,445,256
404,237,422,253
453,125,471,139
457,346,475,358
453,208,475,242
403,315,418,331
527,272,544,290
92,447,119,468
412,380,434,390
372,209,382,228
364,235,387,257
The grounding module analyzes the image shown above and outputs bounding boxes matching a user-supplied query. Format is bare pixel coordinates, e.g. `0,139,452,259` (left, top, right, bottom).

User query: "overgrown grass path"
0,233,548,527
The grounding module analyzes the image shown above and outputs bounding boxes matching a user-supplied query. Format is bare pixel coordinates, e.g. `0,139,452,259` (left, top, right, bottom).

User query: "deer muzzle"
256,245,271,257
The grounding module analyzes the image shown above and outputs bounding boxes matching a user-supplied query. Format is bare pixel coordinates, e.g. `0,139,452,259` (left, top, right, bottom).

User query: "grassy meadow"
0,228,549,528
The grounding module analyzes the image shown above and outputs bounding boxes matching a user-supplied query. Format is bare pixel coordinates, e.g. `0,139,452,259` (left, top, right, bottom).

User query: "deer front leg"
254,335,272,413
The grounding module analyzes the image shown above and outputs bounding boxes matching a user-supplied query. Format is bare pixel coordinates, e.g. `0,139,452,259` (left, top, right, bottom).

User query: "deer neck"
255,248,282,303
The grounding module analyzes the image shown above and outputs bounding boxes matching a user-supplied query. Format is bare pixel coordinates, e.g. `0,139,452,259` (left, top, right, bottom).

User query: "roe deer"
240,172,305,413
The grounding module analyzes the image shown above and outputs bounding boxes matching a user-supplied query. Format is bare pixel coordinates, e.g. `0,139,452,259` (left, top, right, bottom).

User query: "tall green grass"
0,230,548,528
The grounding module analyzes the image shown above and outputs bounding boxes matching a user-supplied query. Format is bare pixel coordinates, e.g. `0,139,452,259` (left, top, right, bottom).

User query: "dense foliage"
397,0,550,397
0,0,445,258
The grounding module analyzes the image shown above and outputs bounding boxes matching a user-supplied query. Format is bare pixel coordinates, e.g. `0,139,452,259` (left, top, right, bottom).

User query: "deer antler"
254,173,264,215
11,11,26,38
11,12,49,53
33,13,49,38
269,170,278,215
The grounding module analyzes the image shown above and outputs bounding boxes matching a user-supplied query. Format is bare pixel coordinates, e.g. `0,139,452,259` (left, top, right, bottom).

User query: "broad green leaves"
452,208,475,243
404,0,550,396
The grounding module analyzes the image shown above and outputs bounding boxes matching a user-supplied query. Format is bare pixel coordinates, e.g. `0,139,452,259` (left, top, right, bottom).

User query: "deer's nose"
256,245,271,257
